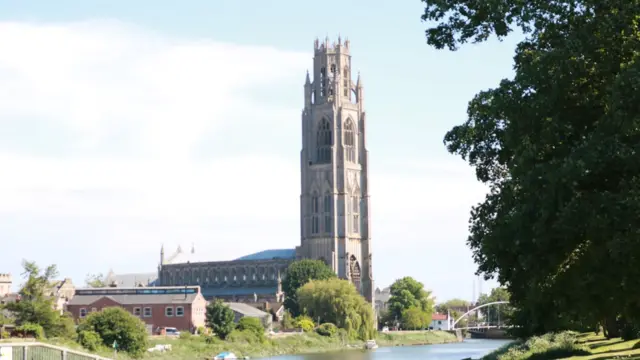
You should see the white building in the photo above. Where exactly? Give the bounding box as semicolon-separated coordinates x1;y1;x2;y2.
430;313;454;330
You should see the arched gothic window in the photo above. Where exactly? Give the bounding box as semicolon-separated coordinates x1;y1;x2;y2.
311;192;320;235
350;255;361;292
344;119;355;163
323;192;332;233
316;118;332;164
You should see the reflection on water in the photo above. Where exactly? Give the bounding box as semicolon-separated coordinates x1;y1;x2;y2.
264;339;512;360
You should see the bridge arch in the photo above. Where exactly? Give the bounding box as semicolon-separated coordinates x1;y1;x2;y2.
452;301;510;328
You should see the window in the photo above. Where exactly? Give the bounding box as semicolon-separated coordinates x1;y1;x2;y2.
320;67;326;97
176;306;184;317
165;307;174;317
323;192;332;233
343;68;350;97
316;118;332;164
351;195;359;233
79;308;87;318
133;307;141;316
144;307;152;317
311;192;320;234
91;307;98;313
344;119;355;163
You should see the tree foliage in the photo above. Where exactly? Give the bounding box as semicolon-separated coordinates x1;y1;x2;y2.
205;299;236;340
387;277;434;329
296;278;375;340
477;287;514;325
421;0;640;337
77;307;148;357
402;306;431;330
4;261;71;338
85;273;107;288
282;259;336;317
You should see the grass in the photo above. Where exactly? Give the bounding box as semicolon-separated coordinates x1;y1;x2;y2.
3;330;459;359
482;331;640;360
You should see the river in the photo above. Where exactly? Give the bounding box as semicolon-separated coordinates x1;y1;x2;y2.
263;339;512;360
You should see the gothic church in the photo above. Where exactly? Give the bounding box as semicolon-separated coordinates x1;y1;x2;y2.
150;37;374;303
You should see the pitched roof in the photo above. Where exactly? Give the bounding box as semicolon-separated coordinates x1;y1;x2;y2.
234;249;296;261
225;302;269;317
432;313;448;321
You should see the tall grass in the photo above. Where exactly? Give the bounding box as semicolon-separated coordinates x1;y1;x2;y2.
483;331;590;360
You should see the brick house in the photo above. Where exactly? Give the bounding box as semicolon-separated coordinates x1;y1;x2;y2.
66;286;207;332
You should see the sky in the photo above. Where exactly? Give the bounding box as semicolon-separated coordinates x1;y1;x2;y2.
0;0;523;301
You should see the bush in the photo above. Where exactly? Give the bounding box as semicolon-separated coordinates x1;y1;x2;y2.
0;330;9;339
236;317;264;338
50;312;76;339
226;329;262;344
316;323;338;337
179;331;192;340
76;307;148;358
294;316;315;332
16;323;44;339
196;326;207;335
485;332;589;360
78;330;103;352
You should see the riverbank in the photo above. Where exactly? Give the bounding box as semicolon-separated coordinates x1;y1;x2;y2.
481;331;640;360
35;330;459;359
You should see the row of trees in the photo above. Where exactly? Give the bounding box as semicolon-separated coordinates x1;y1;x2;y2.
420;0;640;339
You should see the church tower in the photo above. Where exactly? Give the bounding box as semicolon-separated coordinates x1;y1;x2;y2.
297;36;374;302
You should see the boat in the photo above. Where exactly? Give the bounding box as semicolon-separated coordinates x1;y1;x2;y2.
364;339;378;349
213;352;238;360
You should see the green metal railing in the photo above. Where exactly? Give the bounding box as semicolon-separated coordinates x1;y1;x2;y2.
1;342;112;360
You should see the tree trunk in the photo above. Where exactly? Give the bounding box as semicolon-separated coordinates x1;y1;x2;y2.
604;316;620;338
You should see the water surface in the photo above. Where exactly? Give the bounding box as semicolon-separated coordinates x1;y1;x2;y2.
264;338;512;360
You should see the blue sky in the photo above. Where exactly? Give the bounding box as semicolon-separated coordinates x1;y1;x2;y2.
0;0;522;301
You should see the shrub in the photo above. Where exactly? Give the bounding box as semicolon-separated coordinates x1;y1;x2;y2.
236;317;264;340
16;323;44;339
294;316;315;332
78;330;103;352
0;330;9;339
316;323;338;337
76;307;148;358
179;331;192;340
227;329;262;344
196;326;207;335
486;332;589;360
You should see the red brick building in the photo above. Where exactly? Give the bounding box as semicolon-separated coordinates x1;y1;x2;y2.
66;286;207;332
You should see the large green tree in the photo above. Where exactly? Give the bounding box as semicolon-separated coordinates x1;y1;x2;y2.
296;278;375;340
421;0;640;337
477;287;513;325
77;307;148;357
205;300;236;340
282;259;336;317
386;277;434;328
4;261;70;338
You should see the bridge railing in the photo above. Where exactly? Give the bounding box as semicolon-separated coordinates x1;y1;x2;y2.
0;342;112;360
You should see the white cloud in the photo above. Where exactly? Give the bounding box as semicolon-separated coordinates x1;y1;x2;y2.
0;20;490;299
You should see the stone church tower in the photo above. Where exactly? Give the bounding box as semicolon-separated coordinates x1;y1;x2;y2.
297;37;374;303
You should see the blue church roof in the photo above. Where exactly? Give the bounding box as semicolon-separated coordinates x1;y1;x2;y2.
234;249;296;261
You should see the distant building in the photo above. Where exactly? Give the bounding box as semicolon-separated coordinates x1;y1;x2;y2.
430;313;453;331
0;274;11;297
225;302;273;330
66;286;207;332
47;278;75;314
374;287;391;312
104;270;159;288
157;245;289;303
